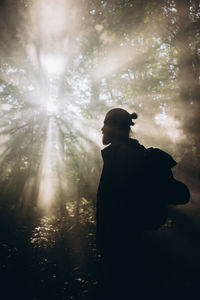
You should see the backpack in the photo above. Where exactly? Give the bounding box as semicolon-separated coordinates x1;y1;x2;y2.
140;147;190;230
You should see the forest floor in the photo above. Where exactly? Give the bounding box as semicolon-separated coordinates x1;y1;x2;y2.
1;205;200;300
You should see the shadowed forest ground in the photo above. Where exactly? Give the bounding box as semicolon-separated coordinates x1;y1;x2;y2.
1;204;200;300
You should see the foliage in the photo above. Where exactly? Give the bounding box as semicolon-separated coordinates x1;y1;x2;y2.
0;0;199;219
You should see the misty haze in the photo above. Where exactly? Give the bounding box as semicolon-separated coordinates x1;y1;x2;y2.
0;0;199;299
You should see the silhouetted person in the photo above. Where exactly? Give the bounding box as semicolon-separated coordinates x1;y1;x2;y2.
96;108;142;256
96;108;147;299
96;108;190;299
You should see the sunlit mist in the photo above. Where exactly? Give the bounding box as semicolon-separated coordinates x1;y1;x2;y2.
41;54;65;75
154;113;185;142
0;2;200;300
0;0;199;218
37;120;56;209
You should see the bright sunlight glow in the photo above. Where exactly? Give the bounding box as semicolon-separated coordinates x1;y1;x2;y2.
41;54;64;75
154;113;185;142
47;101;58;114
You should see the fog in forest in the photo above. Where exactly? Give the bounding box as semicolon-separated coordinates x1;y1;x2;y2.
0;0;199;299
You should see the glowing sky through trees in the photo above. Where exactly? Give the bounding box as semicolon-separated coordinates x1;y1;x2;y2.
0;0;199;215
0;3;200;300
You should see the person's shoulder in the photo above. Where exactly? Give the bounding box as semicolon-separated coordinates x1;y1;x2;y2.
128;138;146;150
120;138;145;152
117;139;146;160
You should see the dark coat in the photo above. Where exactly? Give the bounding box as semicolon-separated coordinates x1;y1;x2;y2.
96;138;147;255
96;138;188;256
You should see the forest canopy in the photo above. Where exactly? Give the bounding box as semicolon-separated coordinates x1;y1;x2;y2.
0;0;199;219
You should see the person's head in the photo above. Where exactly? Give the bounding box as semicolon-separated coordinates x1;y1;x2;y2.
101;108;137;145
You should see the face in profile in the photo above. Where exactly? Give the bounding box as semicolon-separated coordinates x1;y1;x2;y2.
101;123;113;145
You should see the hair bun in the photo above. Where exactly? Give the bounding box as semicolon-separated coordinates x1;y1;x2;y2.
130;112;138;119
